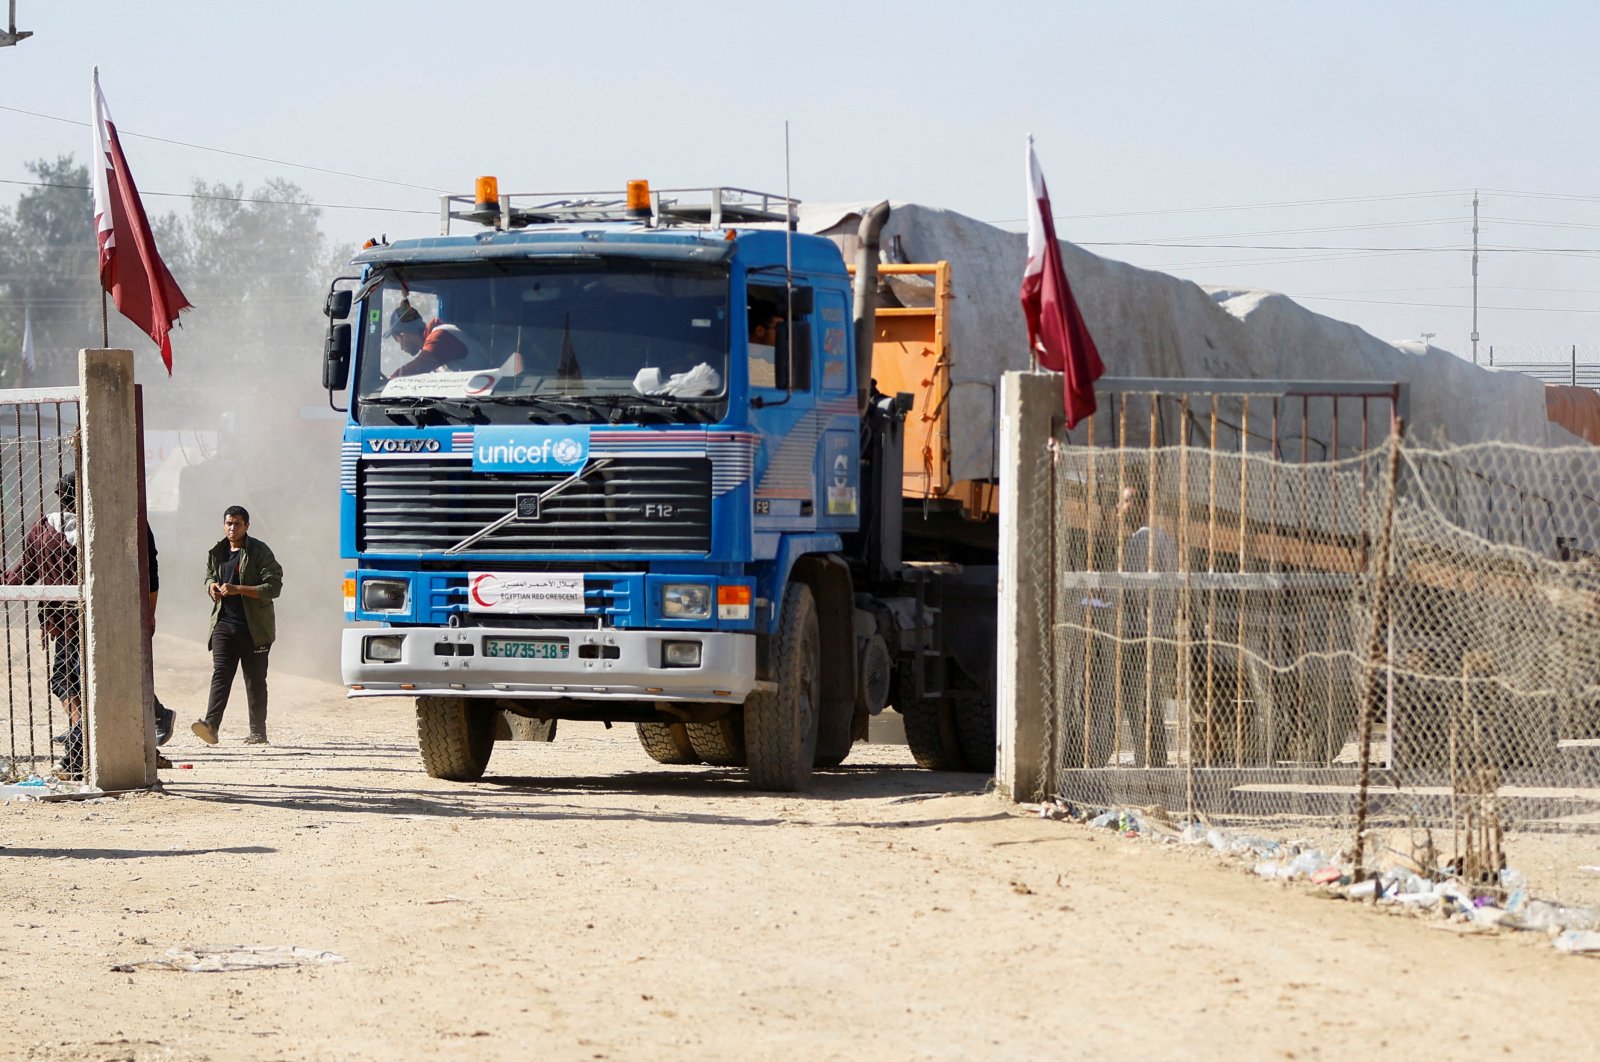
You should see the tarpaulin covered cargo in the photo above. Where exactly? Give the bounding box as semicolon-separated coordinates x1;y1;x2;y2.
801;202;1576;483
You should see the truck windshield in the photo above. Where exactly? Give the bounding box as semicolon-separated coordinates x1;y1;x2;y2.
353;261;730;423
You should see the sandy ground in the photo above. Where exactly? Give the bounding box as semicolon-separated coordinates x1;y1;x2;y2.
0;634;1596;1061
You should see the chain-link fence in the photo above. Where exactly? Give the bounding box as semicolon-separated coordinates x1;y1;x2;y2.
1025;383;1600;914
0;395;85;780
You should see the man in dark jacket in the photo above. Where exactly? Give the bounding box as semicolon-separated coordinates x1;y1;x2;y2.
2;472;84;775
191;504;283;746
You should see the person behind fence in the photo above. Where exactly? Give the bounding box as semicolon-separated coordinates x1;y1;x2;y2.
191;505;282;747
145;526;177;756
2;472;85;776
1114;483;1178;767
1072;481;1180;769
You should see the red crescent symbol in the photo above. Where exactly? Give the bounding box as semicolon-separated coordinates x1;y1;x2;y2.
470;573;498;608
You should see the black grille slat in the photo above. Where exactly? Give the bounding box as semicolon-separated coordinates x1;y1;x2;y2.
358;457;713;554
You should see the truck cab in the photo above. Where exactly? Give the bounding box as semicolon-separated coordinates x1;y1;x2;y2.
323;182;910;790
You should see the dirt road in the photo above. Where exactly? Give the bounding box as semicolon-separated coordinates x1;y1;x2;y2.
0;634;1595;1060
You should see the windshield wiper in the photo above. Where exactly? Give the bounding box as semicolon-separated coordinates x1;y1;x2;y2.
371;394;487;426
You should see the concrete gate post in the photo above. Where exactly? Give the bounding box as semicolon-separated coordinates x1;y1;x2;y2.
996;371;1056;802
78;348;154;790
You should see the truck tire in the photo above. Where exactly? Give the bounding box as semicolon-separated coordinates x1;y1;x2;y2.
897;659;967;771
951;689;996;773
746;583;820;791
686;716;746;767
636;722;700;765
902;699;967;771
416;696;495;781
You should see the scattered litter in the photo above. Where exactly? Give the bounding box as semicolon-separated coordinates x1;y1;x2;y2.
1502;900;1600;933
1391;892;1440;909
1047;804;1600;952
1553;930;1600;954
1036;798;1071;821
1205;828;1281;858
1;781;101;803
112;945;346;973
1255;849;1334;881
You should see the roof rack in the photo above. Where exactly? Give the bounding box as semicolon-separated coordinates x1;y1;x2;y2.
439;186;799;235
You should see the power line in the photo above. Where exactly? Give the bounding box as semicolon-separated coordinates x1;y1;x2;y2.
1084;240;1600;254
0;176;433;216
1100;217;1472;244
1290;293;1600;314
0;102;448;193
987;188;1473;225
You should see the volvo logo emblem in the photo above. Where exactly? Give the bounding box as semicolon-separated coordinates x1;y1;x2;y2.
515;494;541;520
367;438;441;453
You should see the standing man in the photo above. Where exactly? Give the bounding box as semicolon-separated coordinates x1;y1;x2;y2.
1114;482;1178;768
2;472;84;776
191;505;282;746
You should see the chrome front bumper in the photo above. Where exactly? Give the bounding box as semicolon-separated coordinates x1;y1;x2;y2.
341;625;757;702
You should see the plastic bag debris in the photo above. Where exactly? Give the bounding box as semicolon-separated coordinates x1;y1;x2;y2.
1206;828;1280;857
1554;930;1600;954
1504;900;1600;933
112;945;346;973
1254;848;1335;881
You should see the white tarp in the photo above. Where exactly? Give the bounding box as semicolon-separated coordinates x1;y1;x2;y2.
800;202;1571;482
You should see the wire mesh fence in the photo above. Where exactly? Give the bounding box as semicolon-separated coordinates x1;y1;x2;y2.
0;395;85;780
1030;389;1600;915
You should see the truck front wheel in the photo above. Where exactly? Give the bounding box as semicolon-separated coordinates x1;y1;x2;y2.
416;696;495;781
745;583;820;791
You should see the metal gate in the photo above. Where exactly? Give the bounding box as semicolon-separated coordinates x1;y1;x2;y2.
1031;378;1405;828
0;388;85;780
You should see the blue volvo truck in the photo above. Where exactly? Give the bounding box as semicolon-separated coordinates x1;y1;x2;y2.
321;181;997;790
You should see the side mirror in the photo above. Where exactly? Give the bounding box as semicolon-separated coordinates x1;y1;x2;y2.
786;286;814;316
325;289;353;320
323;323;352;390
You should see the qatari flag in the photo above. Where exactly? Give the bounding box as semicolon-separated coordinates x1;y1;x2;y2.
92;68;191;374
1020;136;1103;429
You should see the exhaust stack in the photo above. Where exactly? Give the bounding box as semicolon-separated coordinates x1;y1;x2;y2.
852;201;892;415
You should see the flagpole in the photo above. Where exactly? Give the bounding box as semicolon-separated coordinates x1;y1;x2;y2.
1026;133;1038;375
101;290;109;347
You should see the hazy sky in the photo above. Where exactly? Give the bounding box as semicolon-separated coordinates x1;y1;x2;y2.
5;1;1600;364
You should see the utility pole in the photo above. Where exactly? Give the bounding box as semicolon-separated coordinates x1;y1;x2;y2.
1470;190;1480;365
0;1;32;46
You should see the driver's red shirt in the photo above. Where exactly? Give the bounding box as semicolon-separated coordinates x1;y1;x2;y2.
392;319;470;377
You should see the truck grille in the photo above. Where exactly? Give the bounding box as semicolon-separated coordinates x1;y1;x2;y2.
359;457;712;554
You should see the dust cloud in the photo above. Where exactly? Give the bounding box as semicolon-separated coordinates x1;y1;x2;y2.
141;233;356;685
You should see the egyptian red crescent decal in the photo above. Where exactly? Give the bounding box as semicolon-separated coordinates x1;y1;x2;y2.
470;573;498;608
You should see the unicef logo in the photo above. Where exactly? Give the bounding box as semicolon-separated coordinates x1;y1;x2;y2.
473;426;592;473
551;438;585;465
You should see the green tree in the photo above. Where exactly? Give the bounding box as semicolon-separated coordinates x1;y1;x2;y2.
1;159;339;394
0;156;99;386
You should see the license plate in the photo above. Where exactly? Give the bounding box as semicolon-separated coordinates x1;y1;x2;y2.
482;637;570;660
